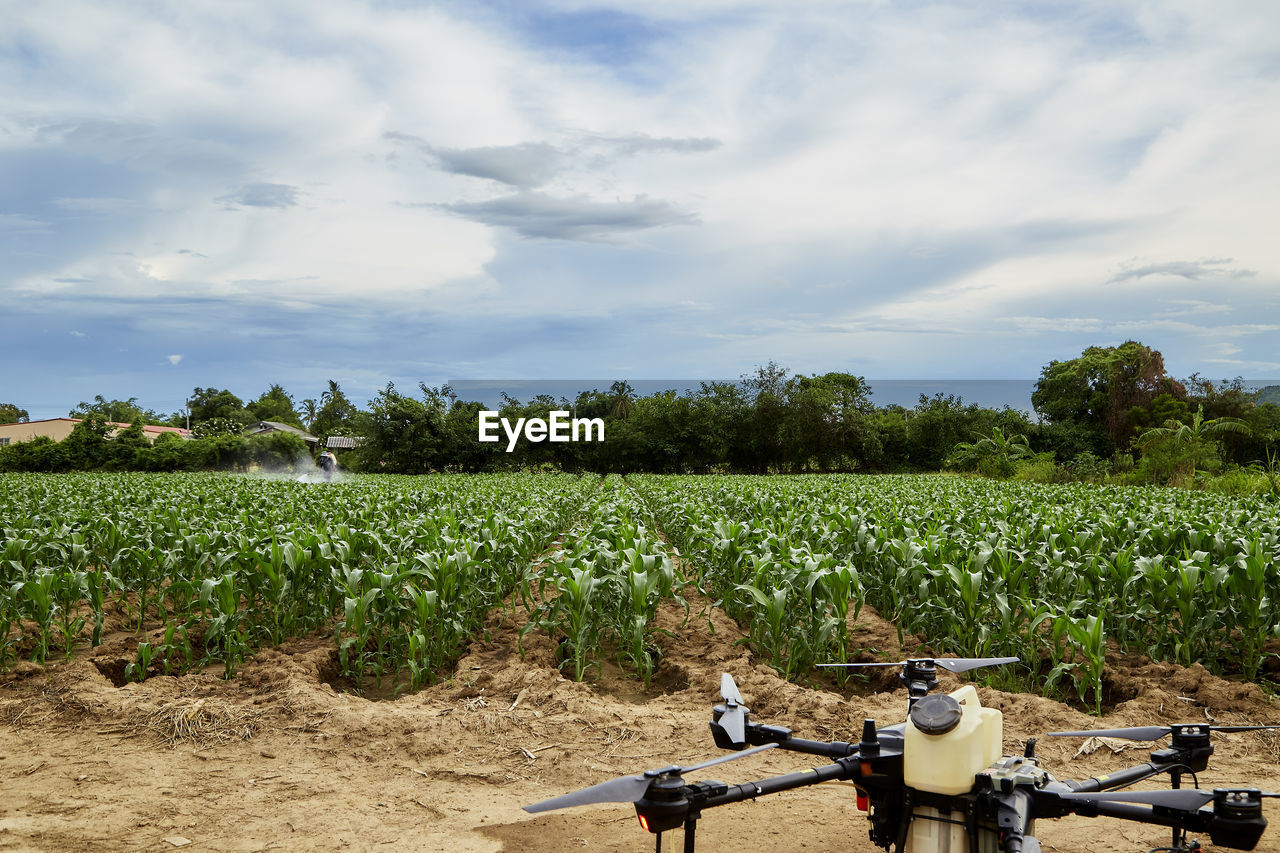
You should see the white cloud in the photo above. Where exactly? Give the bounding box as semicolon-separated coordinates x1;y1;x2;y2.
1;0;1277;383
167;354;183;365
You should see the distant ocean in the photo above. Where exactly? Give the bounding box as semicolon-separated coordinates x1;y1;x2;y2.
449;378;1280;414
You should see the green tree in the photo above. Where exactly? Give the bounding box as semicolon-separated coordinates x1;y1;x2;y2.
107;421;151;469
186;388;251;426
354;383;448;473
608;381;636;420
69;395;160;425
1135;405;1251;483
0;403;29;423
313;380;358;438
741;362;790;473
300;398;318;429
906;394;979;470
1032;341;1185;454
193;417;244;438
947;427;1031;478
246;384;303;426
781;373;876;472
59;416;112;468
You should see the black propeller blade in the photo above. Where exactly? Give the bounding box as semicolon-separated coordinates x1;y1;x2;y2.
1056;789;1216;811
1048;724;1280;742
818;656;1019;674
523;743;778;813
718;672;749;745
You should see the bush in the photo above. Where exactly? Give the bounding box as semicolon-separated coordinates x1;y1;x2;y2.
1133;437;1221;486
107;422;152;470
1201;466;1270;498
137;432;193;471
0;436;67;472
1068;451;1110;483
245;432;309;470
1014;452;1061;483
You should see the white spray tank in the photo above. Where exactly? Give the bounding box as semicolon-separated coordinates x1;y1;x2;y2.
903;684;1003;853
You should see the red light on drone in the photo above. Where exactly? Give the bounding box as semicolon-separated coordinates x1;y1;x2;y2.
638;815;650;832
856;792;869;811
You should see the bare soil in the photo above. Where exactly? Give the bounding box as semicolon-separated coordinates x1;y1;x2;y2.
2;597;1278;853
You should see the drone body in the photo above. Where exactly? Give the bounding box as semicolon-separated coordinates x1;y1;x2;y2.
525;658;1276;853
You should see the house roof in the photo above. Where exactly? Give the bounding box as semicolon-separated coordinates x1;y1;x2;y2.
244;421;318;442
0;417;192;438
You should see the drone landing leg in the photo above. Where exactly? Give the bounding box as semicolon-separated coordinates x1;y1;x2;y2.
1170;769;1184;851
683;813;698;853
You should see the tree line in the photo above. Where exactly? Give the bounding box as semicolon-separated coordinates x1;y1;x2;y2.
2;341;1278;482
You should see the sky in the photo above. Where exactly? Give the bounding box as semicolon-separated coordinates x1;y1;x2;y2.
2;0;1278;420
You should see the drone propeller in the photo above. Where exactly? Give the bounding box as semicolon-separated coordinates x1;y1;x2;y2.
523;743;779;813
717;673;749;745
1056;788;1217;811
1047;724;1280;742
818;656;1019;674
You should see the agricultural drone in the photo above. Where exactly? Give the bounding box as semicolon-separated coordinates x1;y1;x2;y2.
525;657;1278;853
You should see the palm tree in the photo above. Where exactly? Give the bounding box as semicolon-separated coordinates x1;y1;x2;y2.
1136;405;1251;481
1137;405;1251;447
300;398;317;429
608;381;636;420
948;427;1031;478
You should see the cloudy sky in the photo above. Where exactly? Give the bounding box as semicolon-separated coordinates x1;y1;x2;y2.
3;0;1278;419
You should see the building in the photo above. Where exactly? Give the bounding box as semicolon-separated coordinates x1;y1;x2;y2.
242;421;319;446
0;418;193;447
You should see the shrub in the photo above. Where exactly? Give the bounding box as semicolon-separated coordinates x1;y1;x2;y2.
1068;451;1110;483
245;432;309;470
0;436;67;472
1014;452;1061;483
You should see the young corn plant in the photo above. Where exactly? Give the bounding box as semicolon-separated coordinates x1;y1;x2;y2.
125;641;155;682
524;560;604;682
199;572;249;679
336;572;381;688
1231;538;1277;682
1047;613;1107;715
77;569;109;648
17;570;58;664
53;569;87;660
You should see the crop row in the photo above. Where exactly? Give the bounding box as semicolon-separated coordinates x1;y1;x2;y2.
632;475;1280;711
0;472;589;687
520;474;684;684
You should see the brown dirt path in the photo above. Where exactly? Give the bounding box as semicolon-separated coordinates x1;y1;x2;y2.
3;592;1279;853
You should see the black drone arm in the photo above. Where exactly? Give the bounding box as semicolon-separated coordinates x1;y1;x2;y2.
700;757;862;808
633;756;862;834
1024;784;1269;850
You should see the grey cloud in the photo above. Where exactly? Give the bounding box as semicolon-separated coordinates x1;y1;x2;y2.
386;131;722;189
34;118;155;149
217;183;300;209
438;192;697;241
591;134;723;156
1110;258;1256;283
431;142;566;188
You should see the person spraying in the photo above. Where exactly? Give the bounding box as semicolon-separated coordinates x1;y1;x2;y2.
317;449;337;481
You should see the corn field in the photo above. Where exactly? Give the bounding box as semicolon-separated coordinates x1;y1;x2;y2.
631;475;1280;711
0;472;587;688
1;472;1277;711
